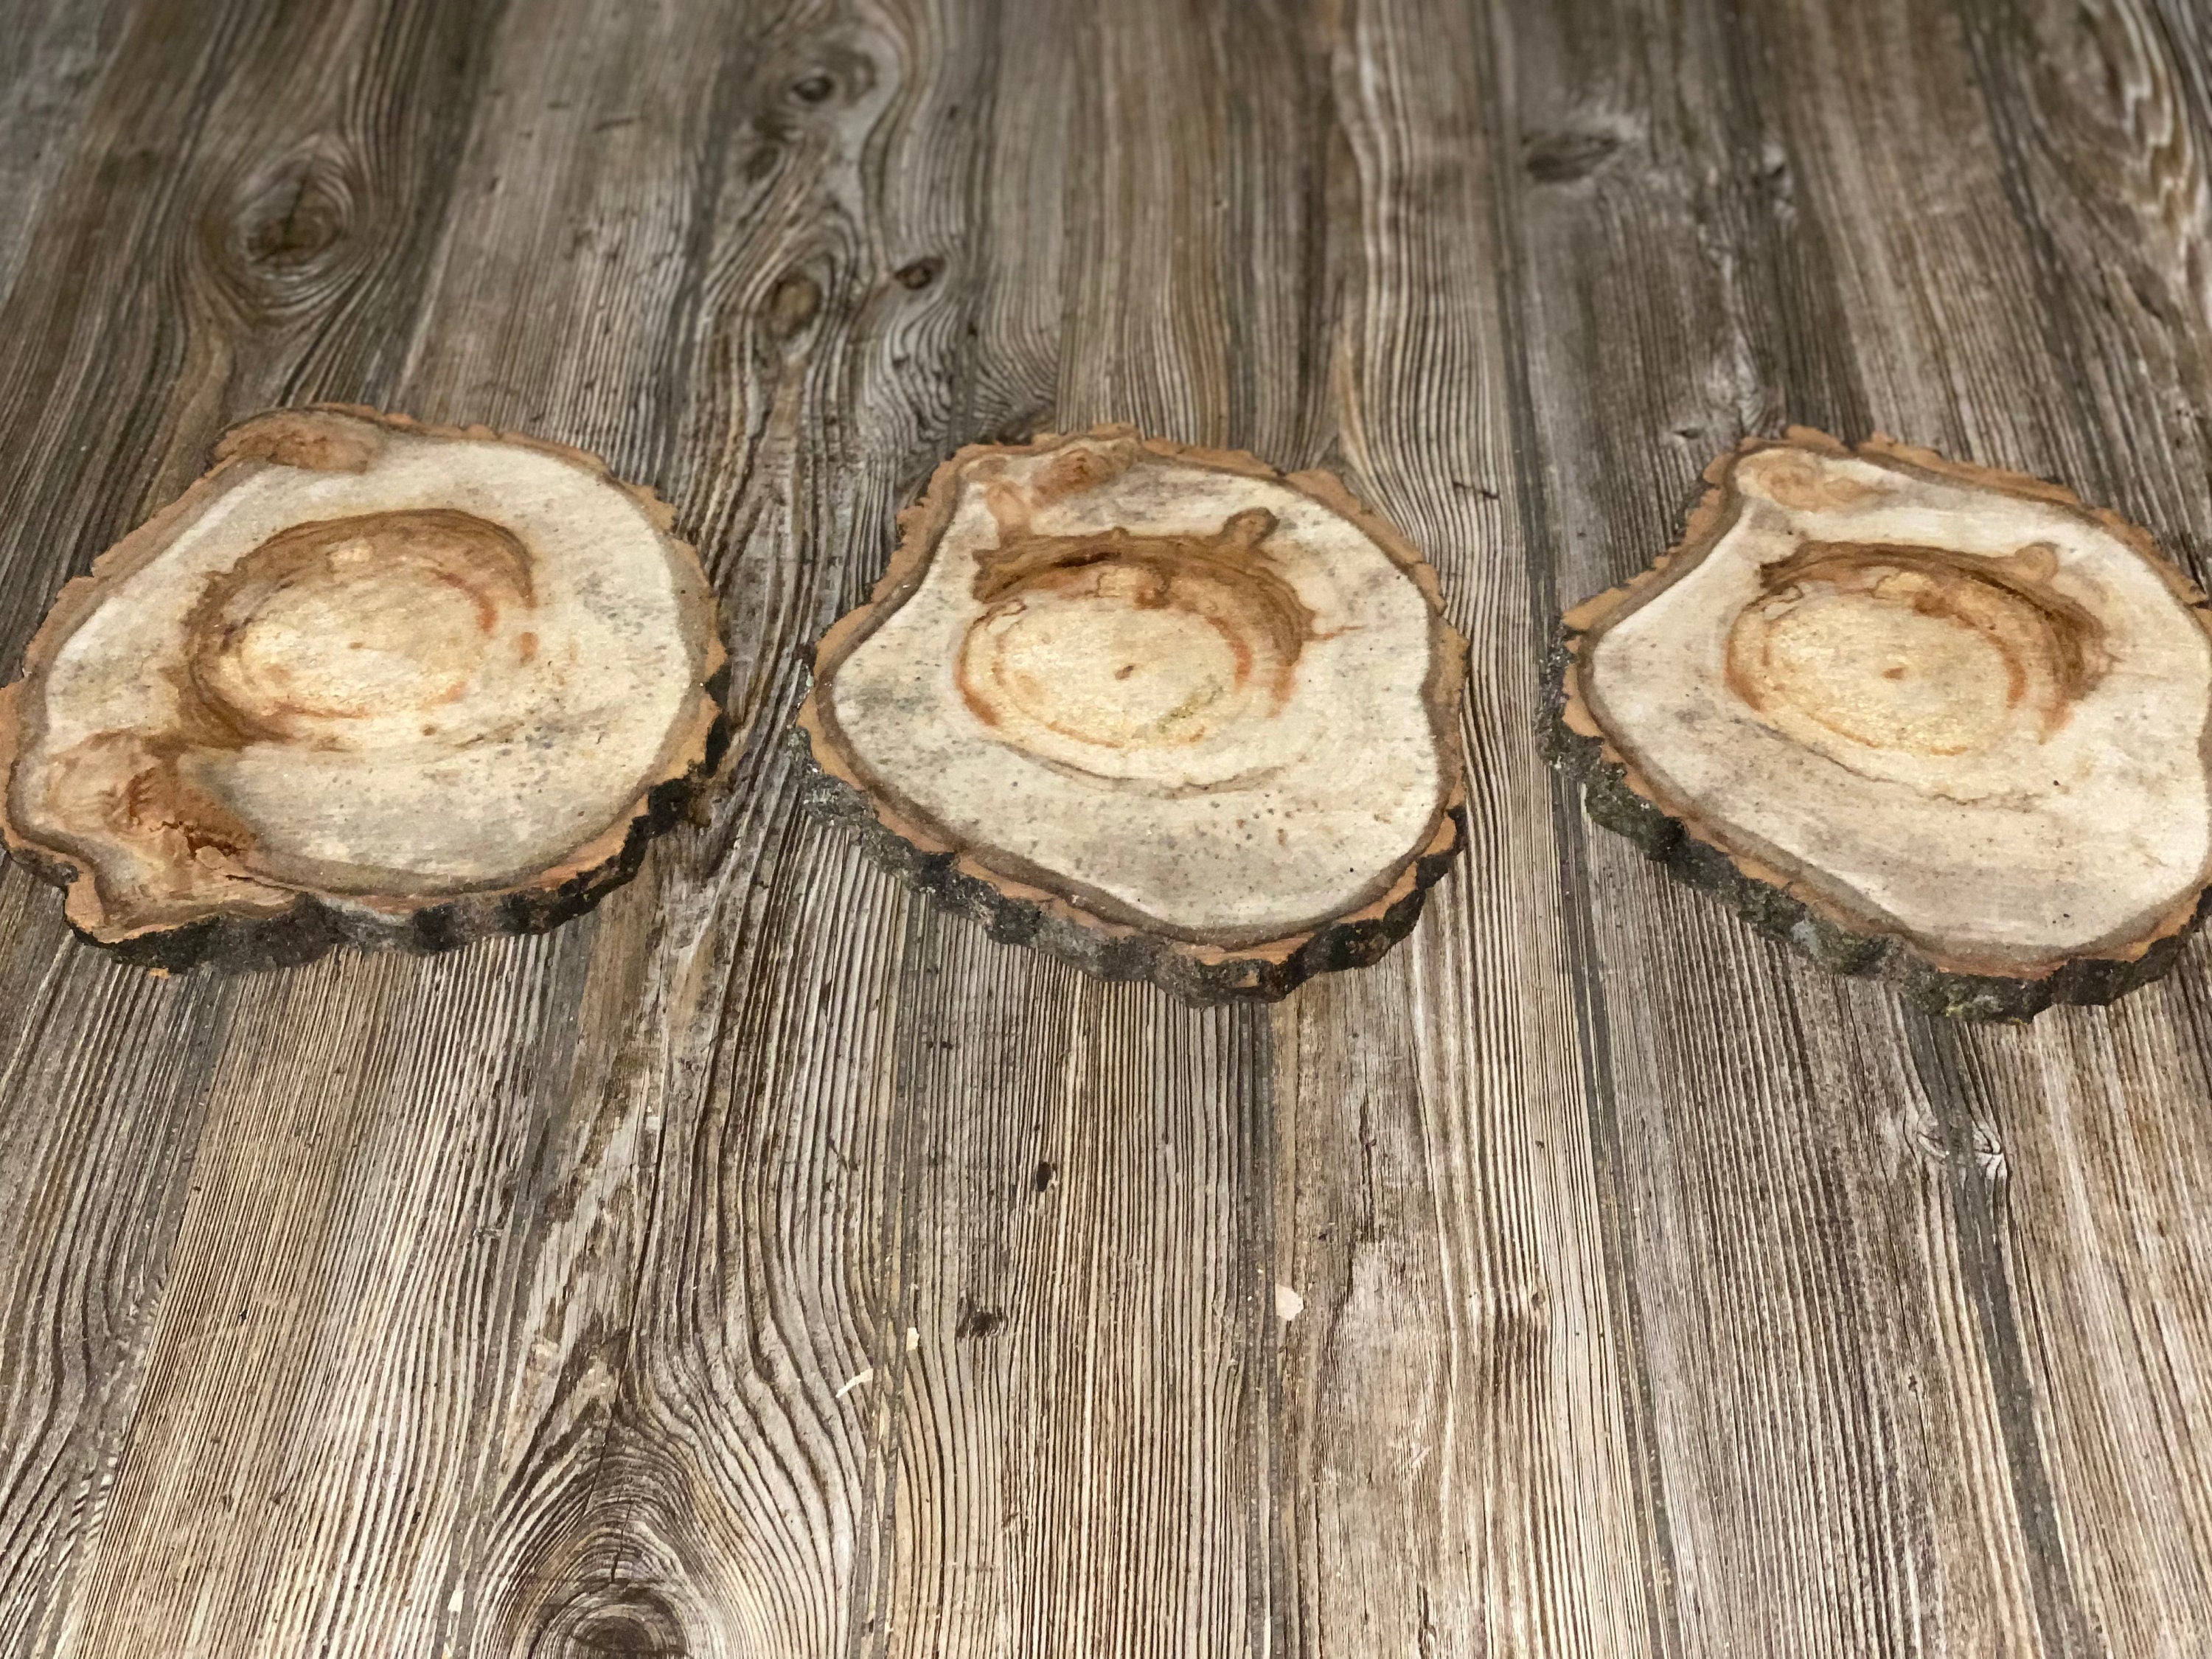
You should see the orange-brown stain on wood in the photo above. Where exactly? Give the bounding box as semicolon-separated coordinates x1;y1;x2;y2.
1725;539;2110;753
957;501;1315;756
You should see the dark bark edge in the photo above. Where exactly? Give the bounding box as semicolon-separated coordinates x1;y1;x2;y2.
1;404;729;972
14;676;730;975
798;732;1464;1004
1543;639;2209;1020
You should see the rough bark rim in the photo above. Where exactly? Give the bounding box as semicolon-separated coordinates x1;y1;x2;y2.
0;404;728;970
1552;425;2212;1017
799;424;1470;999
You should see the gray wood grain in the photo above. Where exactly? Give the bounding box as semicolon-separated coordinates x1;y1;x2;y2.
1;1;2209;1655
0;0;128;303
1270;4;1666;1656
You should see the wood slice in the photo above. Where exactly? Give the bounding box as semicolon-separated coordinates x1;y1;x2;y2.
799;426;1469;1000
1551;427;2212;1018
0;406;726;969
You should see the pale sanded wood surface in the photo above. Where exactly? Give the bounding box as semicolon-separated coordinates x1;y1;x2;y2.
0;1;2208;1656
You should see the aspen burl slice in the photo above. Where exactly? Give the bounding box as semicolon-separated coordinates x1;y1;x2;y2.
0;406;725;969
1551;427;2212;1018
799;426;1469;999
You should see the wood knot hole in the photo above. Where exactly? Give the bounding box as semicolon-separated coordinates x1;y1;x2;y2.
1522;128;1620;184
242;163;349;267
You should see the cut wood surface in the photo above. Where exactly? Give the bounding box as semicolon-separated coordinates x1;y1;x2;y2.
1554;428;2212;1017
1;1;2210;1658
801;425;1468;998
0;406;726;967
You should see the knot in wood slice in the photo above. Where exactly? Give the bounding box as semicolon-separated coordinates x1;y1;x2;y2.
799;426;1470;1001
1552;427;2212;1018
0;406;726;968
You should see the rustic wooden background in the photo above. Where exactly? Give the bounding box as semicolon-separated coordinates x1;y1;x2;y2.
1;0;2209;1654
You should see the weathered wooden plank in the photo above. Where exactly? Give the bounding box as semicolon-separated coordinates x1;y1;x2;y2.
880;928;1276;1658
0;2;511;1652
1263;1;1667;1655
1957;0;2212;553
1921;1007;2212;1658
42;2;936;1655
1495;0;2070;1652
0;937;237;1657
0;0;129;303
1728;1;2212;1652
4;1;2212;1655
58;943;599;1657
415;4;972;1654
1887;0;2212;1647
872;1;1291;1650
